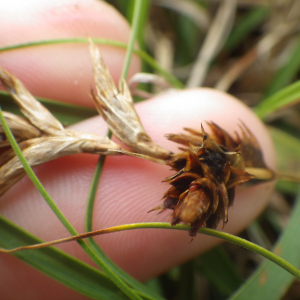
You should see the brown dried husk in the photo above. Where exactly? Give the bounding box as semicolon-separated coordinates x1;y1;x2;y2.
149;122;271;237
88;39;171;160
0;39;170;196
0;64;165;196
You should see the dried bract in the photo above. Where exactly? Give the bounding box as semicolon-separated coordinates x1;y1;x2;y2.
0;55;169;196
0;67;128;196
149;122;270;237
0;67;64;136
89;39;171;160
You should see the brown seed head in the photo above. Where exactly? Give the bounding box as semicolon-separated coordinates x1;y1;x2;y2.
149;122;266;237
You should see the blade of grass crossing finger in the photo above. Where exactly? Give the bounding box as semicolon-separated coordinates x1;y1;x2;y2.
0;216;128;300
84;138;165;300
85;2;164;300
0;106;78;235
254;80;300;119
264;36;300;97
0;38;183;88
77;222;300;281
229;190;300;300
2;219;300;291
0;107;143;300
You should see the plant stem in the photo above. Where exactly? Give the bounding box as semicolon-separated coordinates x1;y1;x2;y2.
121;0;144;79
0;38;183;89
0;107;142;300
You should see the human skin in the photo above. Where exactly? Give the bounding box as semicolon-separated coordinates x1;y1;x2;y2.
0;1;276;299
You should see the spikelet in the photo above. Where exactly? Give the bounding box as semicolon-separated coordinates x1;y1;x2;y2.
149;122;271;237
88;39;171;160
0;41;170;196
0;66;139;196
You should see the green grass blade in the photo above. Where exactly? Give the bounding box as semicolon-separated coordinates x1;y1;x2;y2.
0;91;97;125
0;106;78;234
0;216;128;300
86;238;165;300
264;36;300;97
195;246;244;297
130;0;149;50
225;6;269;52
121;0;144;79
0;107;142;300
179;260;195;300
84;154;164;300
247;220;272;250
73;222;300;281
229;190;300;300
84;1;165;298
269;126;300;194
0;38;183;89
254;80;300;119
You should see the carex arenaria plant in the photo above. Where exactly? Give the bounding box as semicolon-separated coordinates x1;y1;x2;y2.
0;40;273;238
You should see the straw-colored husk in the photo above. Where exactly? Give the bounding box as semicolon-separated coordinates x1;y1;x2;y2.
89;39;171;160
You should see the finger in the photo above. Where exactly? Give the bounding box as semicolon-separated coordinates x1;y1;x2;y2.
0;0;140;107
0;88;276;299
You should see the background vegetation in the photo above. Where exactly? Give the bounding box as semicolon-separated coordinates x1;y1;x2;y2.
1;0;300;299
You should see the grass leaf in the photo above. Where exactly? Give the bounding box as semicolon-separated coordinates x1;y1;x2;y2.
0;38;183;89
255;80;300;119
0;215;128;300
229;189;300;300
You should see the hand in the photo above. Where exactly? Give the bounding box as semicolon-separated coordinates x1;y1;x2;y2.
0;1;276;299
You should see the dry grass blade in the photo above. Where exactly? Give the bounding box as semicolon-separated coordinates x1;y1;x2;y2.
128;73;172;99
186;0;237;88
89;39;171;159
0;61;170;196
128;73;172;89
0;65;136;196
0;133;126;197
0;67;64;136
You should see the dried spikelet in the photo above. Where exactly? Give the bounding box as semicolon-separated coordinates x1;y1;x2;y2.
0;55;170;196
88;39;171;160
0;67;64;136
0;67;133;195
149;122;271;238
0;133;128;196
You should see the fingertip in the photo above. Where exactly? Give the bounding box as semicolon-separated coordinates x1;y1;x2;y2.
0;0;140;106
